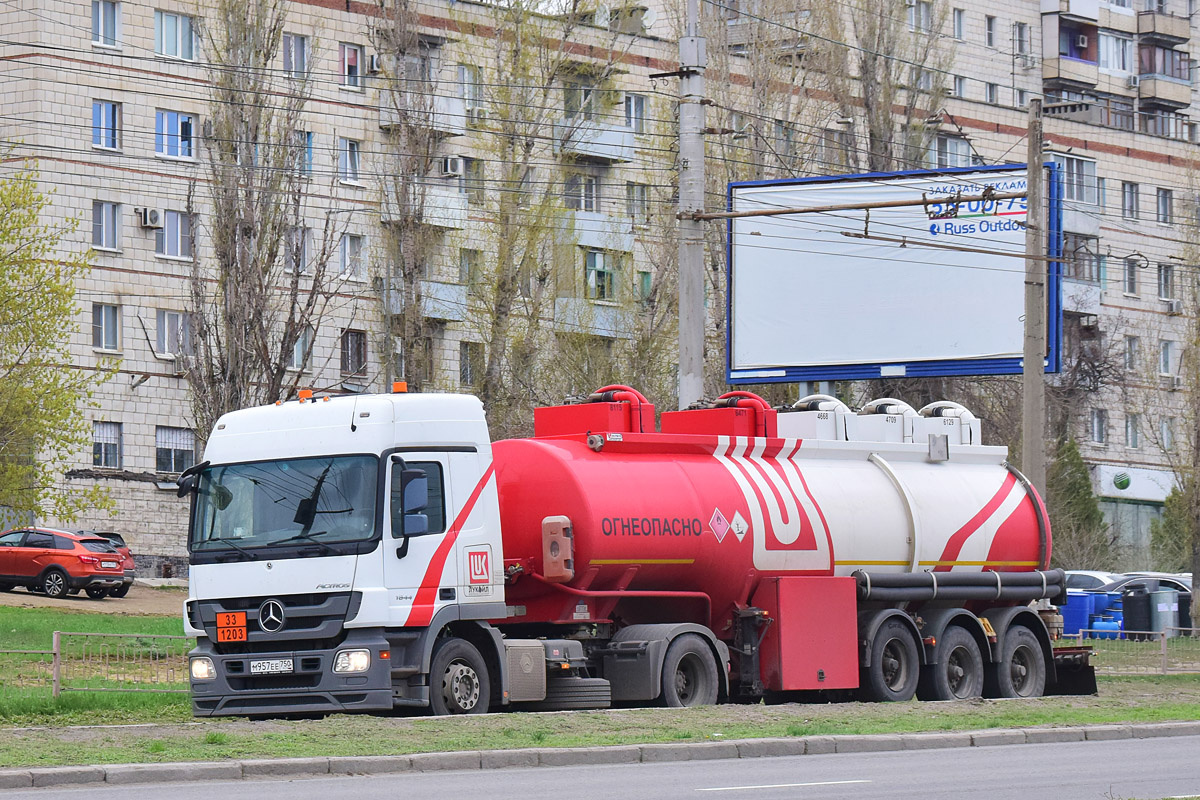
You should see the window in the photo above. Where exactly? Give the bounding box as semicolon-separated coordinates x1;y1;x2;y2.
155;110;193;158
293;130;313;176
953;8;965;39
1121;182;1139;218
339;138;361;182
1158;263;1175;299
459;340;484;386
820;128;851;169
564;81;598;120
93;421;121;468
92;303;118;350
1123;257;1139;294
154;10;195;60
909;67;934;92
1063;232;1100;282
92;201;119;250
459;64;483;111
1140;45;1190;80
92;0;119;46
463;158;485;204
985;83;999;104
285;226;310;273
92;101;120;150
932;135;971;168
459;248;482;287
1124;335;1139;371
584;249;616;301
1051;154;1098;204
341;329;367;375
156;426;195;473
1089;409;1108;444
1014;22;1030;55
155;210;192;258
290;325;313;370
1098;32;1134;72
155;308;191;356
1125;413;1140;448
624;93;646;134
1159;339;1174;374
1157;188;1173;223
626;182;649;224
985;16;996;47
908;0;932;32
952;76;967;98
636;270;652;303
340;43;362;87
1161;418;1175;451
773;119;796;158
565;174;600;212
283;33;307;77
340;233;364;279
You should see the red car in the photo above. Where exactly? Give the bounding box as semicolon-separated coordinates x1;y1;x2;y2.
78;530;136;598
0;527;127;599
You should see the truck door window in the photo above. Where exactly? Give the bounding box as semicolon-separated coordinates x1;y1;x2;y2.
392;461;446;536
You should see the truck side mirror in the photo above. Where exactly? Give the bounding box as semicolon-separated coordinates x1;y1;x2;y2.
394;465;429;556
401;469;428;512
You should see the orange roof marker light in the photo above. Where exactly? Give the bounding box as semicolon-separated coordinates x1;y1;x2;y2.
392;382;408;393
298;389;314;403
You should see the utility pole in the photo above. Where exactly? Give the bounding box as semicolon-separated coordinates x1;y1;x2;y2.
1022;98;1046;491
677;0;706;410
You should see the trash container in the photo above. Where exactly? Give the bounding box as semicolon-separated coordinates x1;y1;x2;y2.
1123;586;1152;641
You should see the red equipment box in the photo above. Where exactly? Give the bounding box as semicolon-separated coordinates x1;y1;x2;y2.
534;401;656;437
751;576;859;691
659;407;778;438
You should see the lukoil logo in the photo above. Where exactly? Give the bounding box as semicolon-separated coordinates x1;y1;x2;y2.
468;550;490;584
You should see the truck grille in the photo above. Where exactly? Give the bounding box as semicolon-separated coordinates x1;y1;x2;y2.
193;592;361;654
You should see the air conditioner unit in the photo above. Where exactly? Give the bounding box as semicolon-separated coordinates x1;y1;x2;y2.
136;207;163;229
1166;298;1183;314
1020;55;1036;69
1161;373;1184;390
1127;74;1141;88
468;107;488;124
1076;34;1088;48
441;156;464;177
1079;314;1099;329
904;0;916;6
367;54;382;74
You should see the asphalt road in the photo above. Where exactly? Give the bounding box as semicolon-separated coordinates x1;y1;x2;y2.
10;737;1200;800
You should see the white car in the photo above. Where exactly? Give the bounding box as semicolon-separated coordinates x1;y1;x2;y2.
1065;570;1124;591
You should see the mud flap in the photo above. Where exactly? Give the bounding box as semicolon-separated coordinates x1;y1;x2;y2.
1048;647;1097;695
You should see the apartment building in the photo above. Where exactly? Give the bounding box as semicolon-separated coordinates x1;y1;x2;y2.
0;0;1194;568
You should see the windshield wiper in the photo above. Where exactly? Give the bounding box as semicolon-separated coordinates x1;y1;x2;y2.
275;531;337;554
204;537;258;560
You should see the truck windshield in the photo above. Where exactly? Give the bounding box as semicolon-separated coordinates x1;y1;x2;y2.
190;455;378;552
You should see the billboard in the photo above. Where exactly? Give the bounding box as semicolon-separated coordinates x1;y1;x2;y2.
727;165;1061;384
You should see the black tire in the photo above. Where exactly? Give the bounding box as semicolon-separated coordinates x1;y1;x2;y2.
917;626;985;701
661;634;720;707
85;585;109;600
860;618;920;702
994;625;1046;699
527;677;611;711
40;568;69;599
429;638;490;715
109;583;131;598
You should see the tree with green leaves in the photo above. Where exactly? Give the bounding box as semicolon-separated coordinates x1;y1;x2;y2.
0;164;109;520
1045;437;1116;570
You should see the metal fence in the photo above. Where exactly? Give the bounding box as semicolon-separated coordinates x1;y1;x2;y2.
1065;628;1200;675
0;632;192;696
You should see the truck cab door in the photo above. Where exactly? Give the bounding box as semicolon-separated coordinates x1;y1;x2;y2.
383;455;455;626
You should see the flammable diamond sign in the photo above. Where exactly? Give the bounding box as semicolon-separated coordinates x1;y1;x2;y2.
727;165;1059;383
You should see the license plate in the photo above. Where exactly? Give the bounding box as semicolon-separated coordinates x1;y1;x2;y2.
101;561;117;569
250;658;294;675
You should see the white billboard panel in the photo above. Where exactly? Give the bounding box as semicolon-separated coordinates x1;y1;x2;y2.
728;166;1048;382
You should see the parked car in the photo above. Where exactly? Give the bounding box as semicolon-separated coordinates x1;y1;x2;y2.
0;527;126;599
1099;574;1193;629
1065;570;1123;590
77;530;135;597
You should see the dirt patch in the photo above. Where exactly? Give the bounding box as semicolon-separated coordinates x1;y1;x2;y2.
0;584;186;617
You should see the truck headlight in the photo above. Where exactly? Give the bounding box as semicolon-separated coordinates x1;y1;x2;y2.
333;649;371;673
191;657;216;681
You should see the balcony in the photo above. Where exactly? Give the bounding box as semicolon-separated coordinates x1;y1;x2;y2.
1062;278;1102;316
380;92;467;138
381;181;468;229
1138;10;1190;45
1043;57;1099;86
1139;74;1192;107
555;117;635;163
554;297;634;339
385;280;468;321
1041;0;1099;23
571;210;634;252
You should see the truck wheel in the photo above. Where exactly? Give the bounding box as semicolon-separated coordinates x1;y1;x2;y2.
994;626;1045;699
661;634;719;707
430;638;490;715
917;626;984;701
40;568;68;599
85;586;109;600
861;618;919;702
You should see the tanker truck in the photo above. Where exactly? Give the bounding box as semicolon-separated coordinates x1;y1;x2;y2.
180;384;1093;717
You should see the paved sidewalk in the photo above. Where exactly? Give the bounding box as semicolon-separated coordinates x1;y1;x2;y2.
2;722;1199;789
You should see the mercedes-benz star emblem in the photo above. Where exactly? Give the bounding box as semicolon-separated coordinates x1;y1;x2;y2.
258;599;286;633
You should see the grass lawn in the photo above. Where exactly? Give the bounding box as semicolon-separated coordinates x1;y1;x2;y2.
0;606;183;651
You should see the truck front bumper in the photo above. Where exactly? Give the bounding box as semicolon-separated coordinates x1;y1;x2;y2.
189;629;394;717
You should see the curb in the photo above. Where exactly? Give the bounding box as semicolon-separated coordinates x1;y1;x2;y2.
3;722;1199;788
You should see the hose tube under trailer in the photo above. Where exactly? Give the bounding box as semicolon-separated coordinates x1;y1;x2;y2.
853;568;1066;603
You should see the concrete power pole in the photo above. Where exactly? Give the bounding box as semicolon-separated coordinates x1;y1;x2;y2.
677;0;706;410
1022;98;1047;491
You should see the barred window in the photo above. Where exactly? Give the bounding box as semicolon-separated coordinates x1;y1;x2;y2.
156;426;195;473
93;421;121;468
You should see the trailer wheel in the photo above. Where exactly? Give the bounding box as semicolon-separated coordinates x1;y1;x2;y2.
430;637;491;715
661;634;719;707
917;626;984;701
861;618;919;702
994;626;1045;699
